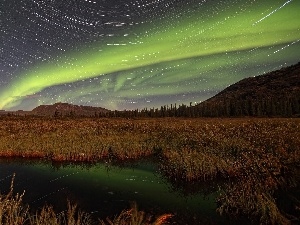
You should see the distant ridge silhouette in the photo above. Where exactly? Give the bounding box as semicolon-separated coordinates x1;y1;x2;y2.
31;102;110;117
193;62;300;117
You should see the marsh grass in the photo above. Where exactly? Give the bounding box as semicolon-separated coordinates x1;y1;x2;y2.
0;117;299;224
0;175;171;225
0;174;28;225
100;202;172;225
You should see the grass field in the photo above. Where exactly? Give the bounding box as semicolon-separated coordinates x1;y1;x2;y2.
0;116;299;224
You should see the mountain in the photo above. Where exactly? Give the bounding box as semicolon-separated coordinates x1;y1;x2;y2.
192;62;300;117
2;63;299;118
31;102;110;117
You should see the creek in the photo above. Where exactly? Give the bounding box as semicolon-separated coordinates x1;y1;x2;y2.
0;158;227;224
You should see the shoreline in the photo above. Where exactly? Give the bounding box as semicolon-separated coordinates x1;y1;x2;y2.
0;117;299;224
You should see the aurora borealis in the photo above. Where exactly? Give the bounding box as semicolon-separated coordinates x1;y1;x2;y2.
1;0;300;111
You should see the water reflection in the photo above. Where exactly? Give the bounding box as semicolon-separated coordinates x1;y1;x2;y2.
0;158;224;224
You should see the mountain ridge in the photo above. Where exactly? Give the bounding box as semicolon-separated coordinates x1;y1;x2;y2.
31;102;110;117
193;62;300;117
1;62;299;118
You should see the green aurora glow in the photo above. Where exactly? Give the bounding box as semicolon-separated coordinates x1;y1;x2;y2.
1;0;300;110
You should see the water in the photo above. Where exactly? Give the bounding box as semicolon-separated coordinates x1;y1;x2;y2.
0;158;225;224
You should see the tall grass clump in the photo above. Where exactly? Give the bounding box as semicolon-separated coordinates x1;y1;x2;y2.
0;175;172;225
100;202;172;225
0;174;28;225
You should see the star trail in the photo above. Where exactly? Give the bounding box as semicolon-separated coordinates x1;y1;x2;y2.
1;0;300;110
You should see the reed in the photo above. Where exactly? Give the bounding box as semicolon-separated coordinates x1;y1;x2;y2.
0;174;28;225
100;202;172;225
0;176;171;225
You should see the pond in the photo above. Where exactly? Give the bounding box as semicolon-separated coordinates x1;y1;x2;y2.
0;158;228;224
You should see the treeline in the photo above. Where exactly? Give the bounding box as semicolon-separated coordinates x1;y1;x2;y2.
94;63;300;118
93;94;300;118
104;103;191;118
192;95;300;117
2;62;300;119
5;95;300;119
6;93;300;118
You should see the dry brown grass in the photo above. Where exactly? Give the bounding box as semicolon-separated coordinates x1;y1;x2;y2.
100;202;172;225
0;116;299;224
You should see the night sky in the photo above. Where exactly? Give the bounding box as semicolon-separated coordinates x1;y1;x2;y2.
1;0;299;111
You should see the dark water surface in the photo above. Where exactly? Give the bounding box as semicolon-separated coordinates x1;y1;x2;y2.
0;158;227;224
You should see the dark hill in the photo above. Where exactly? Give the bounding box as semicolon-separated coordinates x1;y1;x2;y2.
31;102;110;117
192;62;300;117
